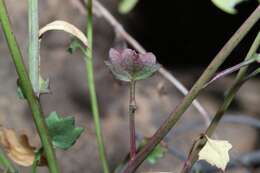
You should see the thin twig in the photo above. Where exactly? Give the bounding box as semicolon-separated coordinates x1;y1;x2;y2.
70;0;211;127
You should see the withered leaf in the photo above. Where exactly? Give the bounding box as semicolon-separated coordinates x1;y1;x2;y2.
0;128;35;167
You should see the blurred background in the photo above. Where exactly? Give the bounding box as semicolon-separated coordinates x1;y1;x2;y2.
0;0;260;172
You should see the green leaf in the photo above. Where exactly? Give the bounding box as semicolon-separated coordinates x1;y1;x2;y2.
118;0;139;14
39;76;50;94
68;38;83;54
16;79;26;100
16;86;26;100
198;136;232;171
211;0;247;14
146;144;167;165
255;53;260;63
45;112;84;150
139;138;167;165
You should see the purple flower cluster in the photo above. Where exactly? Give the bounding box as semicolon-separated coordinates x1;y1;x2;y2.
105;48;160;82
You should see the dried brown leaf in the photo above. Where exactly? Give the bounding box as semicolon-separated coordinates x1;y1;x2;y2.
0;128;35;167
39;20;88;47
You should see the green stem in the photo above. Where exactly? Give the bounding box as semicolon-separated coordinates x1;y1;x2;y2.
85;0;110;173
28;0;40;95
0;1;59;173
31;158;37;173
122;5;260;173
0;148;18;173
181;31;260;173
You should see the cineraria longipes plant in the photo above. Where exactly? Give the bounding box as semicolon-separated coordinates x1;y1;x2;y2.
0;0;260;173
106;48;160;159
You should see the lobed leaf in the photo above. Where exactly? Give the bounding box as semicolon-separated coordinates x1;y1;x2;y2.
198;136;232;171
45;112;84;150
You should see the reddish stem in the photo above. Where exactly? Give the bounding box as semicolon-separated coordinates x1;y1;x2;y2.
129;81;137;160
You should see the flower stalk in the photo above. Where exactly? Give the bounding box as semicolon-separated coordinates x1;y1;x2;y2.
129;81;137;160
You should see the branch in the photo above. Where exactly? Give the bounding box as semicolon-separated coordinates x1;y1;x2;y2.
181;31;260;173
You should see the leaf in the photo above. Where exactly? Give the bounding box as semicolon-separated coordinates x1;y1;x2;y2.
45;112;84;150
211;0;247;14
39;76;50;94
198;136;232;171
16;87;25;100
16;79;26;100
146;143;167;165
0;128;35;167
68;38;86;55
39;20;88;47
255;53;260;63
118;0;139;14
139;138;167;165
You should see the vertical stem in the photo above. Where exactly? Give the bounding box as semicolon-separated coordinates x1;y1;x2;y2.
85;0;110;173
28;0;40;94
0;148;17;173
0;1;59;173
129;81;137;160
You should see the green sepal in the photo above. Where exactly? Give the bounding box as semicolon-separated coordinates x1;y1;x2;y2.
105;61;131;82
133;64;160;81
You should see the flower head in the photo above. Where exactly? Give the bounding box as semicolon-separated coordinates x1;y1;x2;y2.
105;48;160;82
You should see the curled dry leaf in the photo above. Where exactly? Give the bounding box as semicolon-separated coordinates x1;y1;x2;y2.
39;20;88;47
0;128;35;167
